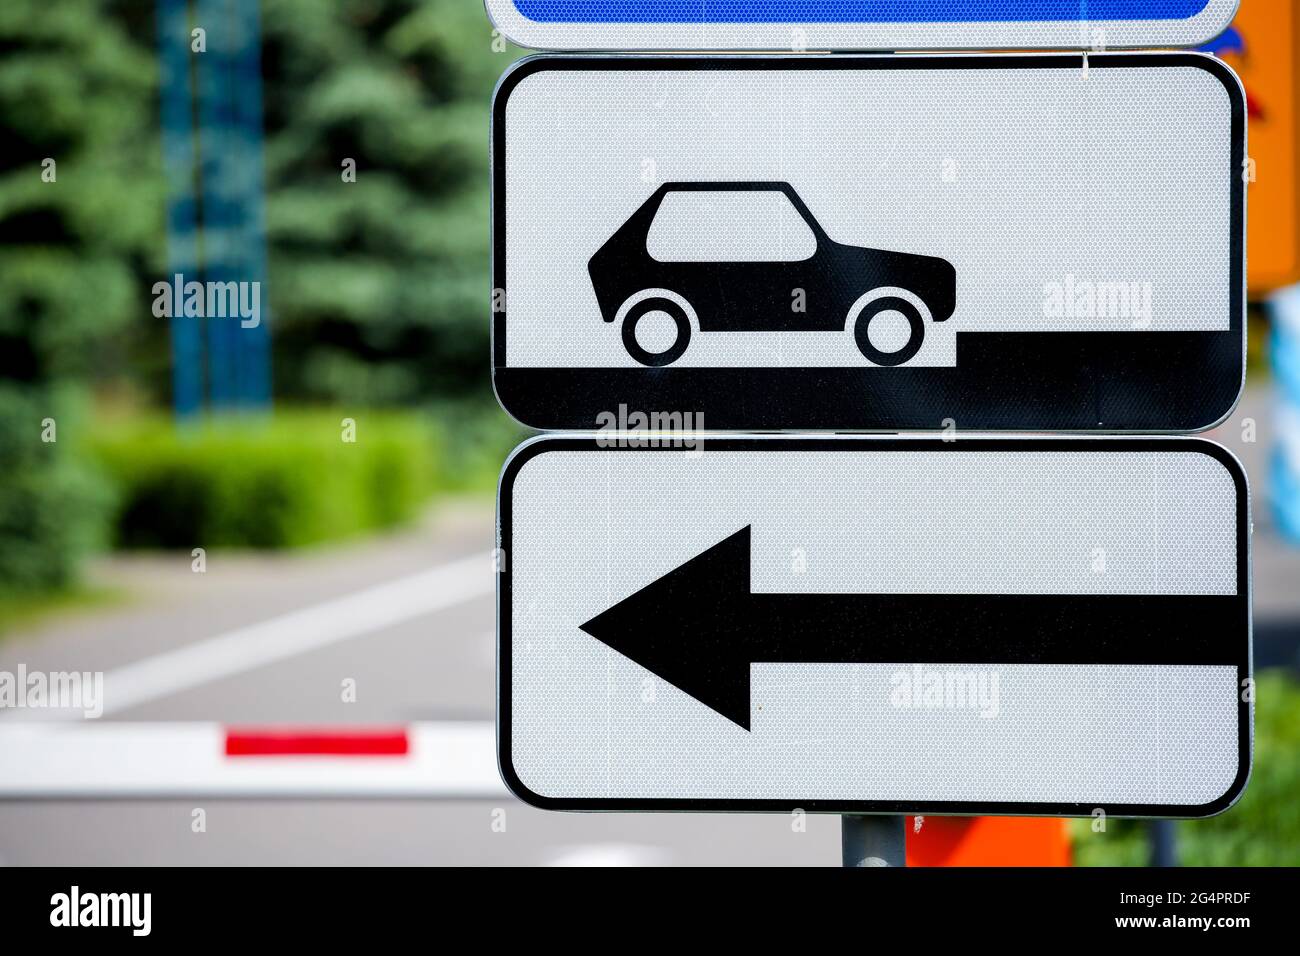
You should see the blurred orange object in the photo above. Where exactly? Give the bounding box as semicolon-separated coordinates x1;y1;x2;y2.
1216;0;1300;296
905;816;1071;867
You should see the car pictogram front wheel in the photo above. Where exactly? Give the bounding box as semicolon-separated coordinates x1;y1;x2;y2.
621;296;692;367
851;295;926;367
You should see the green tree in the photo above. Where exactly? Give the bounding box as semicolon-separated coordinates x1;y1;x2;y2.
0;0;162;592
0;0;522;592
261;0;521;404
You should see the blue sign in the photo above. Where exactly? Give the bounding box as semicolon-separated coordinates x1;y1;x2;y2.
509;1;1209;24
486;0;1235;49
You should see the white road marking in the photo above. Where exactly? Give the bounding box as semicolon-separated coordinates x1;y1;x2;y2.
0;721;506;797
545;844;672;867
2;551;494;721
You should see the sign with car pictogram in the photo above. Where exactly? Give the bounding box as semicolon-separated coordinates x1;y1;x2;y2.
492;54;1245;432
497;435;1251;815
590;181;957;368
484;0;1238;52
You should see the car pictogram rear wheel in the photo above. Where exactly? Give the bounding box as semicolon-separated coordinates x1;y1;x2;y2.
621;296;692;367
851;295;925;366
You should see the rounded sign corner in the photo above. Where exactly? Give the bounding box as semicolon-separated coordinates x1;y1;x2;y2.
1184;0;1244;51
489;368;545;433
1183;435;1251;498
489;52;550;115
496;432;558;500
483;1;534;52
1183;746;1253;820
1179;48;1249;116
1186;371;1247;436
496;738;567;812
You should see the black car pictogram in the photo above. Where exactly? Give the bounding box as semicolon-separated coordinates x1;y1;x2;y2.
588;181;957;367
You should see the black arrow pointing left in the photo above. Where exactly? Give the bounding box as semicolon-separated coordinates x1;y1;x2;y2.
578;526;1240;730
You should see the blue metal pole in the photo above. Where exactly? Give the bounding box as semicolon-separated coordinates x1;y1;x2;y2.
232;0;272;409
1148;820;1179;867
157;0;203;418
194;0;235;410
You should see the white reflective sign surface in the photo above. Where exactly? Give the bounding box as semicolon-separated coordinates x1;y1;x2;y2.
497;436;1251;816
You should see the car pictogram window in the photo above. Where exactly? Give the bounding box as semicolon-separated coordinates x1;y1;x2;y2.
645;189;817;263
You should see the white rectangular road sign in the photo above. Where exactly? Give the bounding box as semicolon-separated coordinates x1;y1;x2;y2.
492;53;1245;432
484;0;1239;52
497;437;1251;816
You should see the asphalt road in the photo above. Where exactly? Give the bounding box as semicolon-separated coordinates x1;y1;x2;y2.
0;484;838;864
0;386;1296;865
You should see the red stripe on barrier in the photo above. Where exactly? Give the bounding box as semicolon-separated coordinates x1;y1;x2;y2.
224;728;410;757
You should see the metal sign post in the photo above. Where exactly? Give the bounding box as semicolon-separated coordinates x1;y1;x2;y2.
843;815;907;868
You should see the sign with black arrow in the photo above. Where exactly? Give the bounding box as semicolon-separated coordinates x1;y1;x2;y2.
498;436;1251;816
579;525;1241;733
492;54;1246;431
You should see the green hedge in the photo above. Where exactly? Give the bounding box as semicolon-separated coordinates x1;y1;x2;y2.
0;385;114;594
89;411;439;550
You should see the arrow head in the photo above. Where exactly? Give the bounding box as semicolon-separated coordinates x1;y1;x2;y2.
579;526;756;730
